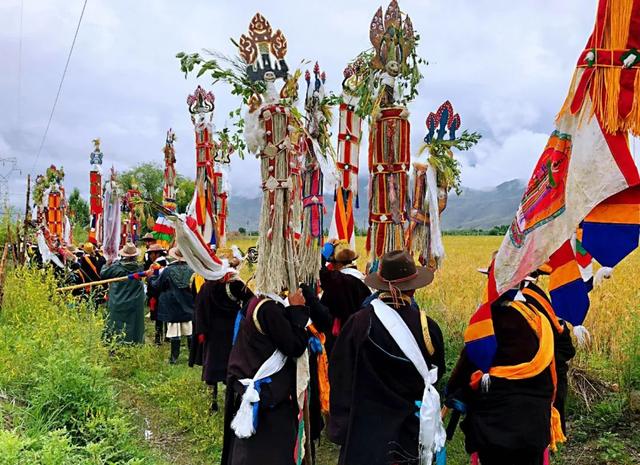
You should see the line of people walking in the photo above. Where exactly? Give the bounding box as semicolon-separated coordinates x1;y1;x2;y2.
81;235;574;465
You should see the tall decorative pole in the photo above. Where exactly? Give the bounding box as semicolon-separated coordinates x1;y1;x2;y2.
238;13;301;293
406;101;479;269
328;62;364;248
153;129;178;248
299;62;331;284
121;185;141;244
34;165;69;245
364;1;415;269
88;139;104;245
102;168;121;263
187;86;224;248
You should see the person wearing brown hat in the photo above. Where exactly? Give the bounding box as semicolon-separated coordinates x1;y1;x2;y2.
328;250;446;465
100;243;145;344
141;232;157;246
149;247;195;364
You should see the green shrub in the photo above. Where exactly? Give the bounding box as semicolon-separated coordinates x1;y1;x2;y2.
27;347;116;438
0;267;166;465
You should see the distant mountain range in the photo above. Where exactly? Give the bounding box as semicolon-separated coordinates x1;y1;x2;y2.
227;178;525;232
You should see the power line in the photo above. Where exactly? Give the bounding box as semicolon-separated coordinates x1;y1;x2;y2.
17;0;24;131
31;0;89;174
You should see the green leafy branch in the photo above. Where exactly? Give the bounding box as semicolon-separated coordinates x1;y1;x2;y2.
418;131;482;195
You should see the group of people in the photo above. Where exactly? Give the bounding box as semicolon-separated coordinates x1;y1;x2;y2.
54;232;574;465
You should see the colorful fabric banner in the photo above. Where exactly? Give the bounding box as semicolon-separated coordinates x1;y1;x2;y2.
548;240;591;326
329;99;362;248
581;186;640;268
465;0;640;371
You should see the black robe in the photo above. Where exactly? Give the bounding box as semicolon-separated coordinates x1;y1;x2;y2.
524;282;576;433
319;265;371;353
301;283;334;443
190;279;254;384
446;297;554;459
222;297;310;465
328;298;445;465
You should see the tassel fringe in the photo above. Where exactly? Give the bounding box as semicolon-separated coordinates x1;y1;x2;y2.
557;0;640;136
573;325;591;346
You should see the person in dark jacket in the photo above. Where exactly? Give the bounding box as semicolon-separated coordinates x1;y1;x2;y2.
144;244;168;345
447;269;556;465
80;242;107;305
221;288;310;465
148;247;195;364
101;243;145;344
191;260;254;411
319;240;371;352
329;250;446;465
301;282;335;461
523;278;576;434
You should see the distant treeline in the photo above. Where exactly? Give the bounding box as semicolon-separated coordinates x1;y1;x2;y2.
236;225;511;237
444;225;510;236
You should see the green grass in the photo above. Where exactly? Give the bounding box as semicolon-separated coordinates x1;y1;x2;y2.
0;267;168;465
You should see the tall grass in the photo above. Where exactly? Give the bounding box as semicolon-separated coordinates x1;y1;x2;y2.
0;267;167;464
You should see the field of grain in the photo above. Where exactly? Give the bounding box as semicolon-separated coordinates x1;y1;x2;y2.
231;234;640;370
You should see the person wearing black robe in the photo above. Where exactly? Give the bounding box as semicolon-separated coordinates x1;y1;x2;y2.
222;289;310;465
191;276;254;411
144;244;168;345
523;280;576;434
328;251;445;465
318;241;371;353
300;283;334;461
446;289;555;465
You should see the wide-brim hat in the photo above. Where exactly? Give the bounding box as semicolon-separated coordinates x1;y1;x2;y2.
168;247;185;261
364;250;434;291
331;241;358;264
141;233;156;242
147;244;166;254
119;242;139;258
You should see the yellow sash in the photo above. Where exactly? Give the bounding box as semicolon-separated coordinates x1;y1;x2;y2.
470;301;565;450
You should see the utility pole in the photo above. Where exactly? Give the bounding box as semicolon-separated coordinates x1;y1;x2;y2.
22;174;30;263
0;157;21;216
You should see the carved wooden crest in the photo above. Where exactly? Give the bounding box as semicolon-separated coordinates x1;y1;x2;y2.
369;0;415;71
238;13;289;82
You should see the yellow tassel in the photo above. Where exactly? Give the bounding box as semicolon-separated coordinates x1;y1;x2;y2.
549;406;567;452
558;0;638;134
557;69;580;121
627;68;640;136
604;67;622;133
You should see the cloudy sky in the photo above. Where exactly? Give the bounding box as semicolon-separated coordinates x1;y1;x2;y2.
0;0;602;207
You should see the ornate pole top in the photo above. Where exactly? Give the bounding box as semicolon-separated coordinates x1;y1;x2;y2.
90;138;103;167
187;86;215;115
238;13;289;83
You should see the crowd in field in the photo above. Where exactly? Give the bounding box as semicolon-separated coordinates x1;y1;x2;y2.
29;234;573;465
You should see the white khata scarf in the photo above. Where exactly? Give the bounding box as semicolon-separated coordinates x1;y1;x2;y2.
371;299;446;464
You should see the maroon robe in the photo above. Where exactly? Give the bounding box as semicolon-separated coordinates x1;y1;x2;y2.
222;297;310;465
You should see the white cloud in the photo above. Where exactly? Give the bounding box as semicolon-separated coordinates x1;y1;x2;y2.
0;0;601;207
460;129;550;188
